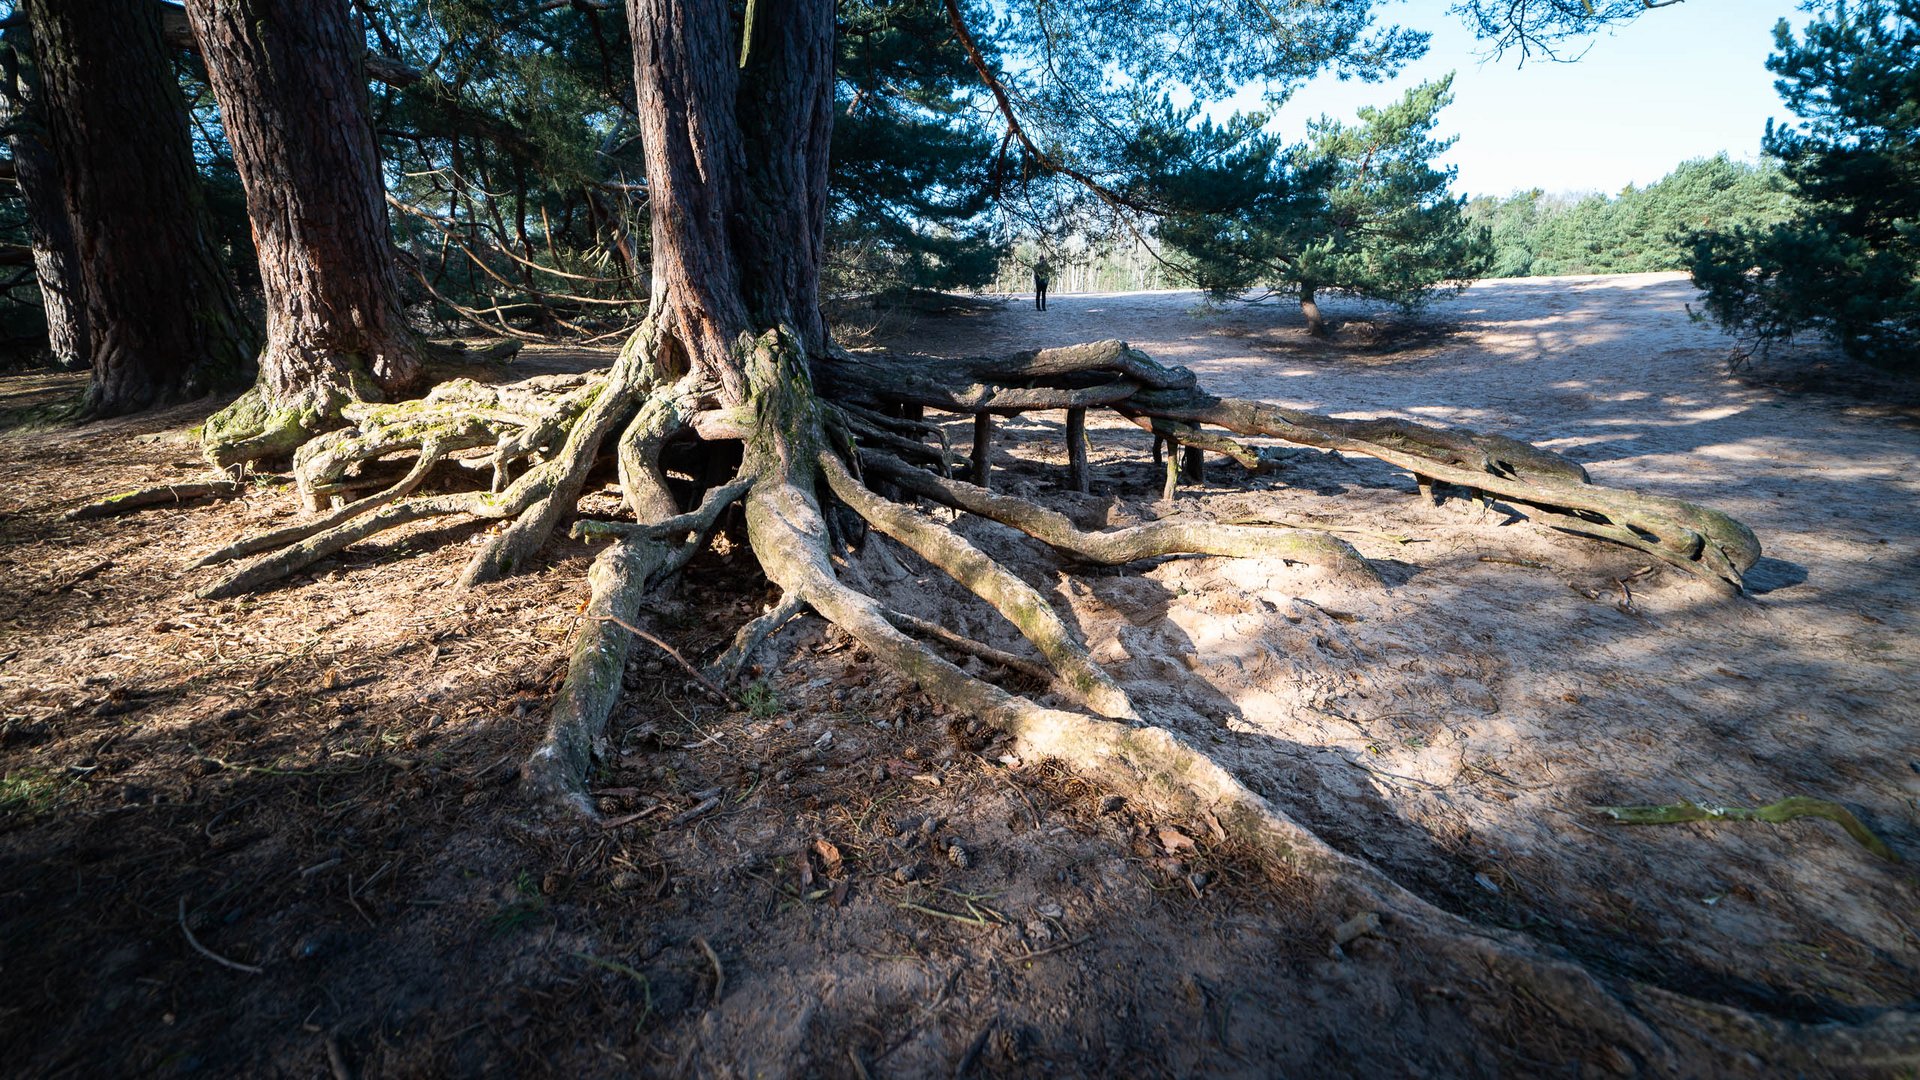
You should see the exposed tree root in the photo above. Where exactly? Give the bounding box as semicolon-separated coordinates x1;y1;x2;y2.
136;326;1914;1070
521;478;748;809
65;479;243;521
705;591;808;684
877;607;1055;685
820;340;1760;590
199;339;524;471
819;452;1139;721
860;451;1378;582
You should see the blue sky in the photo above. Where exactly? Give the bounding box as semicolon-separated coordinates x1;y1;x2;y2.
1262;0;1810;198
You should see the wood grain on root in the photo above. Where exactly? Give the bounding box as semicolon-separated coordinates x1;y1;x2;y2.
66;479;242;521
861;451;1378;583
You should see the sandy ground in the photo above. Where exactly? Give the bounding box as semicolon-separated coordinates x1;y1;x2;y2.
882;272;1920;1017
1;272;1915;1077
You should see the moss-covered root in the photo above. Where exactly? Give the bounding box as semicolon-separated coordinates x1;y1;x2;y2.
523;534;674;815
193;440;449;568
522;480;751;809
862;451;1379;584
460;342;665;587
615;393;688;525
291;374;595;512
64;478;243;522
201;385;332;471
819;452;1141;722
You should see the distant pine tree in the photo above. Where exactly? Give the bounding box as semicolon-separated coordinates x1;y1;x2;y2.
1689;0;1920;371
1153;76;1491;335
1464;156;1794;279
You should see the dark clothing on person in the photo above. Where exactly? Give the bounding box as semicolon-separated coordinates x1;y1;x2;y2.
1033;260;1051;311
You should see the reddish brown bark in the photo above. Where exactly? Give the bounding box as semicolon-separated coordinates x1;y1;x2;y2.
0;23;87;371
628;0;835;402
185;0;422;434
1300;283;1328;337
24;0;254;416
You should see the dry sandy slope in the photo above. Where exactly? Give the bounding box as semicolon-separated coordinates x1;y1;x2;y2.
877;272;1919;1012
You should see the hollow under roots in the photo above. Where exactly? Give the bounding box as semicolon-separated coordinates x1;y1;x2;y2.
128;325;1913;1071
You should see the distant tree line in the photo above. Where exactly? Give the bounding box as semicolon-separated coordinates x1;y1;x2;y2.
1465;156;1797;278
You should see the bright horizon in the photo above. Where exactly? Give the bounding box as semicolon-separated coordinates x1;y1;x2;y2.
1259;0;1809;199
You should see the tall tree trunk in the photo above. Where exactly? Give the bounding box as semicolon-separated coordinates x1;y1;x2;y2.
0;24;88;372
629;0;834;399
24;0;255;417
185;0;424;467
1300;282;1328;337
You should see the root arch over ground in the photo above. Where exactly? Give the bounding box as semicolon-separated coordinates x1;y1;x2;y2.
115;324;1920;1070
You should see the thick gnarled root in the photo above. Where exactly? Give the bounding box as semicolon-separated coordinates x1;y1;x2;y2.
522;480;748;808
861;450;1379;583
194;332;673;599
1136;387;1762;589
162;326;1912;1072
820;338;1761;590
290;372;597;512
819;451;1140;721
201;383;346;471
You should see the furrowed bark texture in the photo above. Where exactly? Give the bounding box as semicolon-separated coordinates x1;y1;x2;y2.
186;0;423;465
0;23;87;371
24;0;254;416
630;0;833;393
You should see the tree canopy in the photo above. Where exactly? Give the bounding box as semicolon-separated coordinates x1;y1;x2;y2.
0;0;1722;357
1150;76;1490;333
1688;0;1920;370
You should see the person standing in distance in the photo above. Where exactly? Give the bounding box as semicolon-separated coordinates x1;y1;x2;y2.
1033;256;1051;311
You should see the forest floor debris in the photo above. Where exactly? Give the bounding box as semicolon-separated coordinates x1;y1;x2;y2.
1;274;1915;1076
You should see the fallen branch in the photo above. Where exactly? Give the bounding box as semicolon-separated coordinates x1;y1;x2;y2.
65;480;242;521
595;615;737;706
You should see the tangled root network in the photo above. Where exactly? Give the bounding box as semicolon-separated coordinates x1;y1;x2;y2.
93;324;1914;1072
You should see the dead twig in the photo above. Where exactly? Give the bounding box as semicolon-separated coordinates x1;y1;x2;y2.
695;936;725;1005
345;875;376;928
324;1030;352;1080
177;896;263;975
299;856;343;878
953;1022;992;1078
668;792;722;827
203;795;260;840
600;802;666;829
1016;936;1091;960
51;558;114;592
1477;554;1550;570
594;615;738;706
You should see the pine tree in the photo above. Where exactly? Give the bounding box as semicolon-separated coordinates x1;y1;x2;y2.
1155;76;1491;335
1689;0;1920;370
